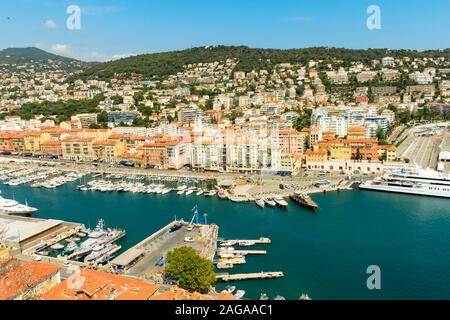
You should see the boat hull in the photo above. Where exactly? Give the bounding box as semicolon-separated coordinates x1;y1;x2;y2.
359;184;450;198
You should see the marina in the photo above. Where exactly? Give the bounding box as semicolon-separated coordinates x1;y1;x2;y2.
0;175;450;299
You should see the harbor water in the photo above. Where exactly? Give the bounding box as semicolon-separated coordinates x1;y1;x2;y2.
2;181;450;300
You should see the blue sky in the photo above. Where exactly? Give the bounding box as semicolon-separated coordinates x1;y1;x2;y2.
1;0;449;61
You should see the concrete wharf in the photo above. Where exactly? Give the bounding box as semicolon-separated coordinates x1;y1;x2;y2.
216;271;284;281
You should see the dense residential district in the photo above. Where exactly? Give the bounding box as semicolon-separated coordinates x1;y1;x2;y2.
1;46;450;300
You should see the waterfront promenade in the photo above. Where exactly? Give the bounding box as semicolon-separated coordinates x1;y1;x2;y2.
0;156;366;199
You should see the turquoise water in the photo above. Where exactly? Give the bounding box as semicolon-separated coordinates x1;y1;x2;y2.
2;181;450;300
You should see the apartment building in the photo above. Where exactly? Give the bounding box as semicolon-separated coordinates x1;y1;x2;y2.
62;137;96;162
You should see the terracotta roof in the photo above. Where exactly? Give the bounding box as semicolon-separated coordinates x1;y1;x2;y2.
348;126;366;133
93;140;118;146
42;269;159;301
0;261;60;300
41;140;61;146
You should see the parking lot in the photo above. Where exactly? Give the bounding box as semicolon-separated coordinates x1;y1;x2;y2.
396;124;450;170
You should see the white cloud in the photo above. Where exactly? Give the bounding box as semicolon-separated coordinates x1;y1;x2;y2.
43;19;57;29
51;44;72;56
111;53;136;61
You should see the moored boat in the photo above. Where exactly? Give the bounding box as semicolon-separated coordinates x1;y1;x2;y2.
263;198;276;207
255;198;265;208
273;196;288;208
290;192;318;210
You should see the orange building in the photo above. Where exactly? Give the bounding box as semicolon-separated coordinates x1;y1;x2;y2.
143;143;168;169
40;141;63;157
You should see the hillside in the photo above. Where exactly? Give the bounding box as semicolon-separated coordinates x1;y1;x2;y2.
0;47;90;72
74;45;450;81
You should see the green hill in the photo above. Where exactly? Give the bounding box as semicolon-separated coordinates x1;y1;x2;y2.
73;45;450;81
0;47;90;71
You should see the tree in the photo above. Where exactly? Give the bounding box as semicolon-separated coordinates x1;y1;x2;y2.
293;109;312;131
97;111;108;123
164;246;216;293
111;95;124;105
133;91;145;105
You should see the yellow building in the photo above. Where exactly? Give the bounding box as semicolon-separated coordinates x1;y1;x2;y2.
62;137;95;162
92;140;127;163
305;147;328;163
23;131;42;154
77;128;111;140
330;141;352;160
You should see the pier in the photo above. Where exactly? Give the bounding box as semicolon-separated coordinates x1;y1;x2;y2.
216;271;284;282
111;219;219;278
231;250;266;255
219;237;271;246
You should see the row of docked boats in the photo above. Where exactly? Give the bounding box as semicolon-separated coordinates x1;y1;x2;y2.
0;167;86;189
255;196;289;209
78;179;220;197
42;219;126;265
104;173;201;184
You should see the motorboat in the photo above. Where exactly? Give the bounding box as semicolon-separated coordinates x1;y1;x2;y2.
263;198;276;207
50;243;64;250
255;198;265;208
234;290;246;299
299;293;312;300
273;196;288;208
63;241;78;254
224;285;236;294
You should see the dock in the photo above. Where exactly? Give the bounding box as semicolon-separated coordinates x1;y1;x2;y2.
233;250;266;255
217;249;267;255
219;237;271;246
111;220;219;278
216;271;284;282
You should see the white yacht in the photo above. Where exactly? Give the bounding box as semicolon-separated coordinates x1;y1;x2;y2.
360;167;450;198
0;194;38;216
273;196;289;208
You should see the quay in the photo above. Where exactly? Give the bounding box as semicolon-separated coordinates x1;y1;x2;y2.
216;271;284;282
111;219;219;279
219;237;271;246
229;250;267;255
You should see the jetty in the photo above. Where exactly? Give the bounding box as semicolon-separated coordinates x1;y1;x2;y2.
219;237;271;246
216;271;284;282
233;250;266;255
